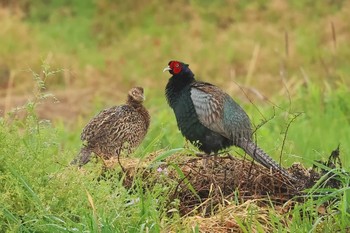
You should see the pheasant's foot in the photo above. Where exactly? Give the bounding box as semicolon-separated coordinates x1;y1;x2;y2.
219;154;235;160
102;157;118;169
200;154;211;169
195;153;207;157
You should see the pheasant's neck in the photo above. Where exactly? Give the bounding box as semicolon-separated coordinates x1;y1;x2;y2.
166;74;195;107
131;103;150;129
168;74;194;91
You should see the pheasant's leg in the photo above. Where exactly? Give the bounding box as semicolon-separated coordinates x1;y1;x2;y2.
194;153;211;168
117;153;126;173
202;154;211;169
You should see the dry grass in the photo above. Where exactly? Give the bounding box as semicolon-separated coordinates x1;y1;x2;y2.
180;200;280;233
91;148;343;232
96;152;320;232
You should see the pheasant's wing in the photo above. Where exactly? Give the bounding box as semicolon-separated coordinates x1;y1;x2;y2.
81;105;132;143
191;82;252;142
81;105;148;150
190;82;231;139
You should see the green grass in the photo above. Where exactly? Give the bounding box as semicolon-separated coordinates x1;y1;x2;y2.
247;82;350;168
0;115;174;232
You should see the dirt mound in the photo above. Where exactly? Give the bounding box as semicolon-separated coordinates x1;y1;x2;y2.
166;156;306;215
86;146;345;231
113;147;343;218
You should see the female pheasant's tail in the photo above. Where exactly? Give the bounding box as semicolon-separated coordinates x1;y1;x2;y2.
238;138;297;181
70;147;92;167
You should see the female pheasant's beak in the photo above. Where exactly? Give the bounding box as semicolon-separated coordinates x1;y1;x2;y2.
135;93;145;102
137;91;146;101
163;66;171;72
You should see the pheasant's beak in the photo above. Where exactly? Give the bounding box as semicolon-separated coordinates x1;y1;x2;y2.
163;66;171;72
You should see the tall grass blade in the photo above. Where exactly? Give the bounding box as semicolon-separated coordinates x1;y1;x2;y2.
7;164;44;211
1;207;19;224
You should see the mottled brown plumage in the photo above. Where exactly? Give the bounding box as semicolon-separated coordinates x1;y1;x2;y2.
71;87;150;167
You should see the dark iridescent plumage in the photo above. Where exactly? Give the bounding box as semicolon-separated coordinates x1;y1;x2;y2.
71;87;150;167
164;61;295;180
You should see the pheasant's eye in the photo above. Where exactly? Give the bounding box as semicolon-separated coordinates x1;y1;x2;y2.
170;61;182;74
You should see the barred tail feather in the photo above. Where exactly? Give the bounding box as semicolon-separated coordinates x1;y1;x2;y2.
70;147;92;167
238;138;296;181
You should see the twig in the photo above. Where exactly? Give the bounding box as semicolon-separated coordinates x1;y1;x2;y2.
253;107;276;133
331;21;337;52
285;30;289;58
4;70;15;120
279;112;302;164
245;43;260;86
167;170;193;208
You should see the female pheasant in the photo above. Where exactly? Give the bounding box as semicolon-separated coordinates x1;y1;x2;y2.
163;60;295;180
71;87;150;167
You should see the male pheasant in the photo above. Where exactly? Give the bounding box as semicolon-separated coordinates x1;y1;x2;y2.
163;60;295;180
71;87;150;167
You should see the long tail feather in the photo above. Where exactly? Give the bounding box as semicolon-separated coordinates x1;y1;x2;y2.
70;147;92;167
238;138;296;181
